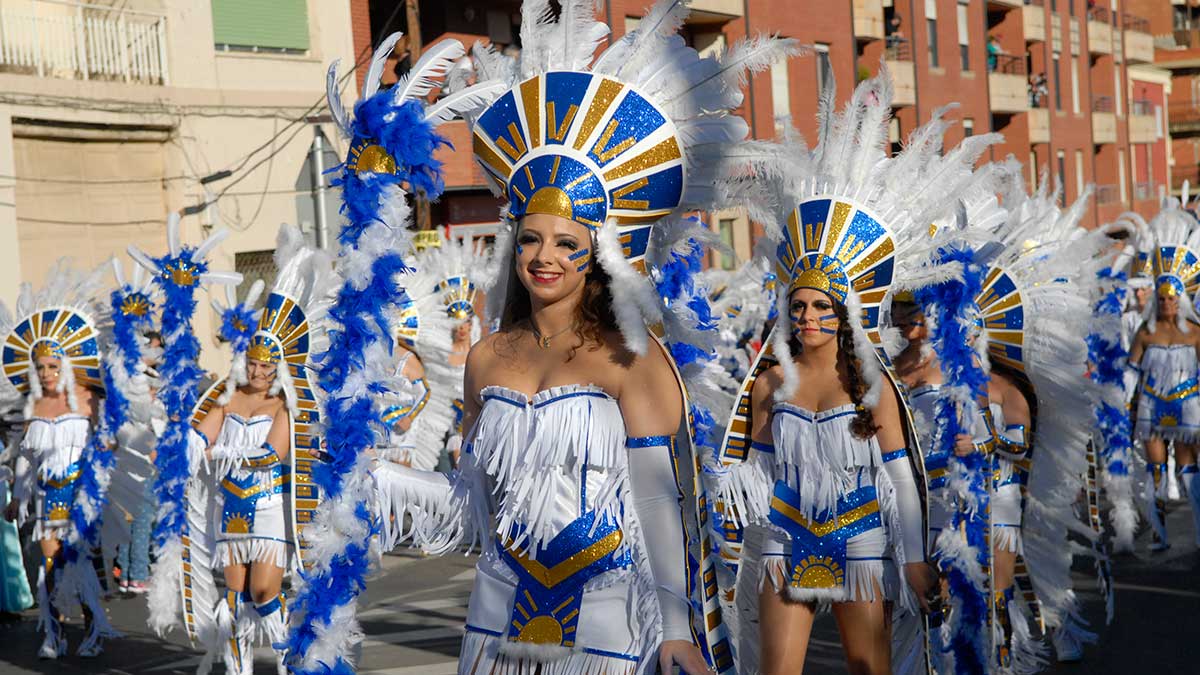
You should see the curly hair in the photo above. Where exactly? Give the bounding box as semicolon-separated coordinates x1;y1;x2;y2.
787;296;879;439
498;237;619;360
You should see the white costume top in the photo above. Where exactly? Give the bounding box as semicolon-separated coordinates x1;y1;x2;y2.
1134;343;1200;442
14;414;91;540
436;384;691;673
209;413;290;569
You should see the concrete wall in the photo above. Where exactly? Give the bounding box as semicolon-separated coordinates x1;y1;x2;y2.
0;0;356;373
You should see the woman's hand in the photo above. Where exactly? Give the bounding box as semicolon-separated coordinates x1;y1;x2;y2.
658;639;713;674
953;433;976;457
904;561;938;613
3;499;18;523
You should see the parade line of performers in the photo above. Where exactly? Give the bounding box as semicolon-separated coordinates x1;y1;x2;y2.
1;2;1199;674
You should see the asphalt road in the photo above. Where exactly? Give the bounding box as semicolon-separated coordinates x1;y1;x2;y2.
0;503;1195;674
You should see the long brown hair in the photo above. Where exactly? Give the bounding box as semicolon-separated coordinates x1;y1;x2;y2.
787;296;879;439
499;235;619;358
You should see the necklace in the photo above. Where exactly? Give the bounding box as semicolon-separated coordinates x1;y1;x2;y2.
530;320;573;349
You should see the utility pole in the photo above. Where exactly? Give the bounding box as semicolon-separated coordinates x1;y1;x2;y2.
405;0;432;231
305;114;334;250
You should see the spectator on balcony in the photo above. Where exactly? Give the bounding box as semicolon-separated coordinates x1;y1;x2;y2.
987;36;1004;72
886;15;904;49
1029;72;1048;107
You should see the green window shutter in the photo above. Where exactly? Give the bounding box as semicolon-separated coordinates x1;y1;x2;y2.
212;0;310;51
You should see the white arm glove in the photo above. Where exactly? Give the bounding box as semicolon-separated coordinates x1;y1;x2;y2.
626;435;695;644
880;447;926;564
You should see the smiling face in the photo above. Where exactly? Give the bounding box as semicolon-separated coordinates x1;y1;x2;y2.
513;213;593;309
245;358;278;392
787;287;840;351
35;355;62;391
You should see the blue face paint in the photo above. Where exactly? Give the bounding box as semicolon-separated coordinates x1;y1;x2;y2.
568;248;591;272
817;313;839;334
515;243;525;257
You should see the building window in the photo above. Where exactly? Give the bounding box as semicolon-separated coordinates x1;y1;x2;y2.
1053;52;1062;111
1056;150;1066;206
1071;58;1080;114
957;4;970;71
814;44;832;107
1119;148;1128;203
1114;68;1123;115
963;118;974;138
212;0;310;53
718;219;736;270
771;53;792;133
1074;149;1084;200
927;18;939;68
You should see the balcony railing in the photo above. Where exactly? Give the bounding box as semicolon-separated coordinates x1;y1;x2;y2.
1130;99;1155;116
1093;96;1115;113
1169;101;1200;126
1088;6;1110;23
0;0;167;84
1134;182;1158;202
1094;184;1121;206
1173;165;1200;192
884;38;912;61
989;53;1026;75
1122;13;1150;34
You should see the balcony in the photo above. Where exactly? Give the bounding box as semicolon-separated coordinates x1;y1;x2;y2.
1087;7;1113;55
1094;184;1121;206
1129;99;1157;144
1093;97;1117;144
853;0;884;41
1173;165;1200;193
1169;101;1200;135
1123;13;1153;64
1028;108;1050;144
690;0;744;18
1023;1;1045;43
986;0;1023;8
884;40;915;107
0;0;168;84
1134;181;1159;203
989;55;1029;114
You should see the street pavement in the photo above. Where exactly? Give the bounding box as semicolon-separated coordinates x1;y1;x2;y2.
0;504;1196;674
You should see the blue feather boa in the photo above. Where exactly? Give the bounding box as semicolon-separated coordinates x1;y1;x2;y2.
1087;270;1132;479
285;96;443;675
915;245;992;674
219;300;257;353
150;250;208;548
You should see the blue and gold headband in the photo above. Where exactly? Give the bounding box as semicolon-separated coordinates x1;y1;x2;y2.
776;197;897;333
435;275;476;322
246;291;309;366
473;71;682;267
1146;244;1200;298
2;307;102;394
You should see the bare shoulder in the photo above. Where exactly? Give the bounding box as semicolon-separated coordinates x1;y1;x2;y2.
751;364;785;404
466;331;506;370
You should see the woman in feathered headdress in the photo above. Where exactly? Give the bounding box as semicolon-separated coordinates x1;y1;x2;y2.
1127;197;1200;552
0;261;109;659
711;74;1015;672
179;226;332;675
411;2;796;672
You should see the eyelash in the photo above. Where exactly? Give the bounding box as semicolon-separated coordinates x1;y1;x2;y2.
558;240;578;250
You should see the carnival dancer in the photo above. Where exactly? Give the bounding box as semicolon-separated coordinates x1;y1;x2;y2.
709;71;1030;673
373;230;489;549
180;226;331;675
949;169;1102;671
380;1;800;671
0;262;114;658
1128;198;1200;551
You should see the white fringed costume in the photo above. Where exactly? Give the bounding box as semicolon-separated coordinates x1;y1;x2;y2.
962;168;1106;673
400;1;799;672
709;68;1012;673
1129;196;1200;551
176;225;333;675
0;261;124;659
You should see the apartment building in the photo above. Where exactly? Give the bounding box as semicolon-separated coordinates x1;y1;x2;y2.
348;0;1159;265
0;0;355;372
1135;0;1200;199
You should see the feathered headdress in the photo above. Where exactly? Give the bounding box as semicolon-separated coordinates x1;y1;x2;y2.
1132;196;1200;332
287;30;501;675
0;260;106;417
971;167;1105;668
470;0;800;354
